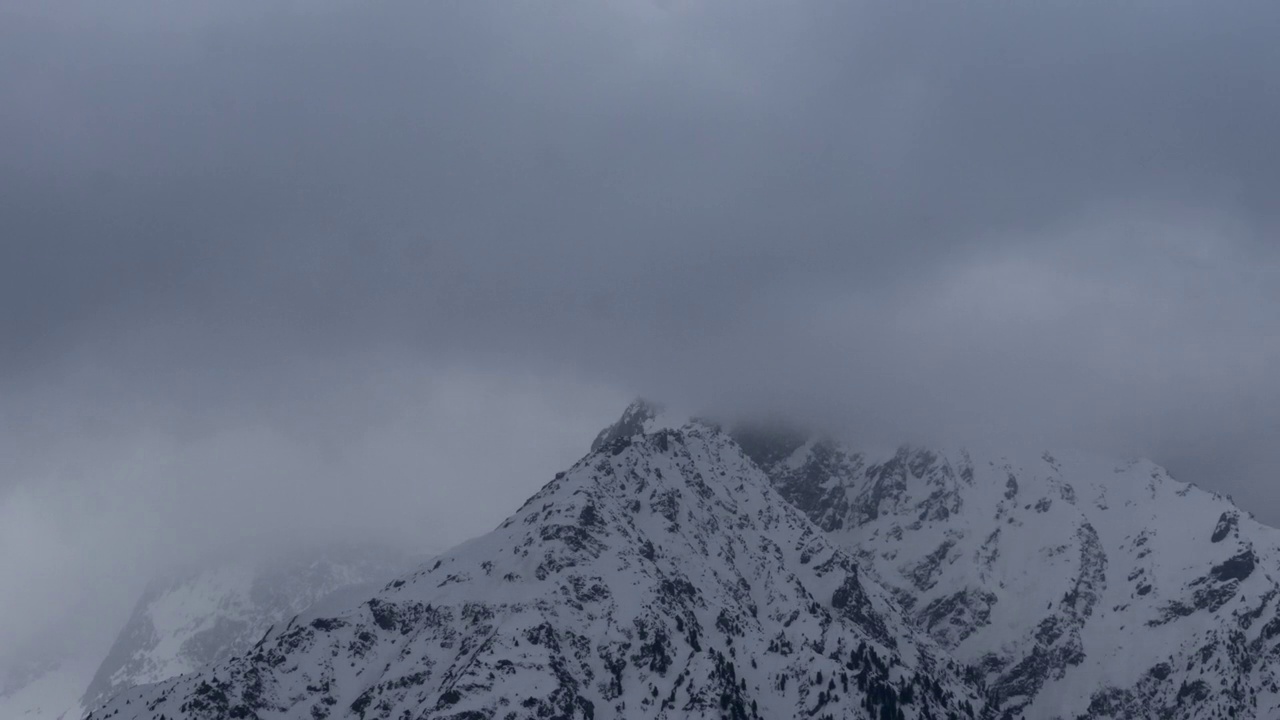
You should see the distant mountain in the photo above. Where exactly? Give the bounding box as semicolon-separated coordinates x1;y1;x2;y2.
80;545;414;716
0;638;97;720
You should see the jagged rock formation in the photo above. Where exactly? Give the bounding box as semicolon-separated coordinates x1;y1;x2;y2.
91;420;983;720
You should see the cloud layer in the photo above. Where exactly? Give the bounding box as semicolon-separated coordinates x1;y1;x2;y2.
3;0;1279;663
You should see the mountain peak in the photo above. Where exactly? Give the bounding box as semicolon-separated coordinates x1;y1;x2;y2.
92;420;983;720
589;398;667;452
77;410;1280;720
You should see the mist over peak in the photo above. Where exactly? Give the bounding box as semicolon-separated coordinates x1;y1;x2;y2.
3;2;1280;716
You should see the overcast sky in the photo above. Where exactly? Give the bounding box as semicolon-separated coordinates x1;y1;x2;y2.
3;0;1280;666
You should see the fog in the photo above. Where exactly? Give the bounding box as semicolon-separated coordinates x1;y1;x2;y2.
3;0;1279;674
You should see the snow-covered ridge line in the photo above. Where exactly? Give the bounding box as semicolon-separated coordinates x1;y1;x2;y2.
63;399;1280;719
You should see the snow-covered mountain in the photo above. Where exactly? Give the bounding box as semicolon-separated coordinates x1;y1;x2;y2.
90;419;984;720
80;399;1280;719
734;429;1280;720
0;639;98;720
79;545;414;716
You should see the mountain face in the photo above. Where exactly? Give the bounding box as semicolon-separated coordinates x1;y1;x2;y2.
738;433;1280;720
85;400;1280;720
91;422;984;720
81;546;411;716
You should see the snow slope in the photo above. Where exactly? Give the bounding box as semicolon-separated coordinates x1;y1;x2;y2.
739;432;1280;720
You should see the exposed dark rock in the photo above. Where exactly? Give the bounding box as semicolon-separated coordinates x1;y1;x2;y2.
1210;549;1256;583
1211;511;1238;543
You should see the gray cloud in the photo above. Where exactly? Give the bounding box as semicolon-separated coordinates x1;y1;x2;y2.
2;0;1279;666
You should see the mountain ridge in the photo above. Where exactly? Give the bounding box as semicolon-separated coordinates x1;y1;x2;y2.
591;401;1280;718
89;420;984;719
740;433;1280;719
72;400;1280;718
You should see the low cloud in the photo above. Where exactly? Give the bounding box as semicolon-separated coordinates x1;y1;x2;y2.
3;0;1279;668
